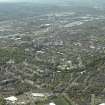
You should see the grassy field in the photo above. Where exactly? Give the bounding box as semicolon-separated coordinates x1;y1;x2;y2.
36;95;71;105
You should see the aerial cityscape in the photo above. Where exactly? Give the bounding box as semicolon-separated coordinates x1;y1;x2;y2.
0;0;105;105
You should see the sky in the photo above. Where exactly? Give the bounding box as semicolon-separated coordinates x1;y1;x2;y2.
0;0;70;3
0;0;103;5
0;0;40;1
0;0;92;2
0;0;46;2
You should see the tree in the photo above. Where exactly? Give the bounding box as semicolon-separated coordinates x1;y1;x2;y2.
0;96;6;105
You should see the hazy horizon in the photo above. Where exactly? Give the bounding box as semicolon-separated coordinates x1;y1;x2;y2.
0;0;101;3
0;0;104;6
